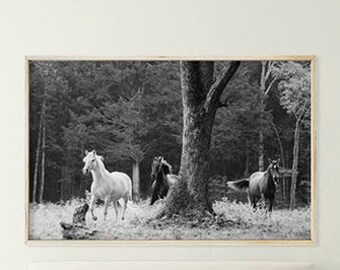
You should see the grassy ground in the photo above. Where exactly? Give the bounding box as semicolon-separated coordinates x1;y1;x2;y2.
29;198;311;240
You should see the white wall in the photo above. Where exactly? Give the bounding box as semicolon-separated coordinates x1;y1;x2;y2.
0;0;339;269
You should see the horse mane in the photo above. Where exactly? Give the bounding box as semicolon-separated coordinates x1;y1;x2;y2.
161;159;172;175
95;154;106;170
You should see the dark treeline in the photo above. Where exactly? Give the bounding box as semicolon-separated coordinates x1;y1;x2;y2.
29;60;311;209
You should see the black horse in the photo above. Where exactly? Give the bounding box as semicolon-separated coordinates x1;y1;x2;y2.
150;156;178;205
227;158;280;212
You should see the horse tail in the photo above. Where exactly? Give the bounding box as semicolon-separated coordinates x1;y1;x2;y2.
124;178;141;212
227;178;249;192
128;176;133;201
126;200;138;209
117;198;137;210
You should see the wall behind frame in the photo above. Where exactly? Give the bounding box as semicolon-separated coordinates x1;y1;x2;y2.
0;0;339;269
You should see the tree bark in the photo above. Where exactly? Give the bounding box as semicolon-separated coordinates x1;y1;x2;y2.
271;121;287;202
290;120;300;210
61;156;71;201
258;61;278;171
33;66;48;203
258;131;264;171
258;62;266;171
39;113;46;203
163;61;240;217
132;160;140;201
243;151;249;177
32;108;43;203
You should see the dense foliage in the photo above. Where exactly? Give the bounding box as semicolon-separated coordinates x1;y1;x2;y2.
29;60;311;207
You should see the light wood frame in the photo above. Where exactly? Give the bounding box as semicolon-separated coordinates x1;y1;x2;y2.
25;55;316;246
29;261;314;270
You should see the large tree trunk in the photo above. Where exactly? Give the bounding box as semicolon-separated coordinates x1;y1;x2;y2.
163;61;240;217
290;120;300;210
132;160;140;201
39;114;46;203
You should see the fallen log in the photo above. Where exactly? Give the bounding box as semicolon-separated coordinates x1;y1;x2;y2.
60;203;97;240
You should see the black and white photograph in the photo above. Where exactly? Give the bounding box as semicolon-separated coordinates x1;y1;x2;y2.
27;58;314;242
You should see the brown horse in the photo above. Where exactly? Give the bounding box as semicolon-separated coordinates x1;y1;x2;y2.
150;156;178;205
227;158;280;212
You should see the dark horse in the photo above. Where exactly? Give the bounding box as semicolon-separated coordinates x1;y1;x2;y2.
227;158;280;212
150;156;178;205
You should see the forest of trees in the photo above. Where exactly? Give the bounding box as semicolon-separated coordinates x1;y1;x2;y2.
29;60;312;210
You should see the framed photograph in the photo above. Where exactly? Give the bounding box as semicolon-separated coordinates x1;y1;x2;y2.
26;56;315;244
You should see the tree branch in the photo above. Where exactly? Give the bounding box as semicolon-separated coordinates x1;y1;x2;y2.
297;100;309;123
300;103;311;123
204;61;241;112
265;61;273;81
264;74;278;95
265;61;274;81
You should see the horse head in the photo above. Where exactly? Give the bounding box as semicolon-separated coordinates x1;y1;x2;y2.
82;150;99;175
268;158;280;185
151;156;163;181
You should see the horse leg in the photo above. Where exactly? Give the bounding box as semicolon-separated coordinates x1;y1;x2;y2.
162;186;169;198
89;195;98;221
113;201;119;221
268;196;274;212
150;191;158;206
247;192;251;206
248;194;257;211
122;195;129;221
103;197;110;221
150;183;160;205
158;186;165;199
252;198;257;211
260;193;266;210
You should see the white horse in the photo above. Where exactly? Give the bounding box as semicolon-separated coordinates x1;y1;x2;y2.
82;150;132;221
